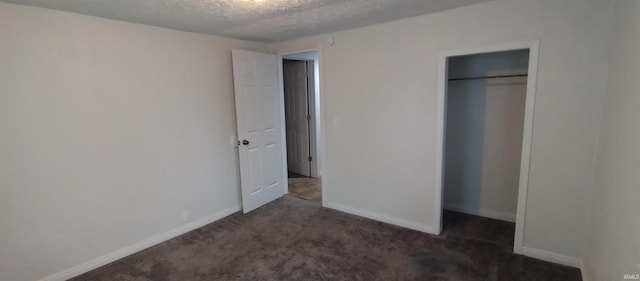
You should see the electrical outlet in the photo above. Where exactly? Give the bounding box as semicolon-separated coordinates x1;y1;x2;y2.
181;210;190;223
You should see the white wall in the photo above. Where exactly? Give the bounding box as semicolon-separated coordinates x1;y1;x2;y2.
444;51;529;222
0;3;267;281
271;0;613;263
583;1;640;280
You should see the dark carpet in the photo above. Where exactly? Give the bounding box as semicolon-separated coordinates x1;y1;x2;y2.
70;196;582;281
442;210;516;248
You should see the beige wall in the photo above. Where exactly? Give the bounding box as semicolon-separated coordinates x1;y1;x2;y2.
0;3;267;281
271;0;613;262
584;1;640;280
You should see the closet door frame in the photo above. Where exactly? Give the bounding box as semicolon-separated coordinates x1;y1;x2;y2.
434;40;540;255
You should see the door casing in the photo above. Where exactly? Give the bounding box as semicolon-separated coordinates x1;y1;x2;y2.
278;47;325;206
434;40;540;254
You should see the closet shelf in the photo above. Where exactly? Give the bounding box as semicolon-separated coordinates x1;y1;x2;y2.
448;74;528;81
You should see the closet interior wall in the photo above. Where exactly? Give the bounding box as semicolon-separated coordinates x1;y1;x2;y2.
443;50;530;222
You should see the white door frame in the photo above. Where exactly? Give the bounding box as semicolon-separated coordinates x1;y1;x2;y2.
434;40;540;254
278;47;326;207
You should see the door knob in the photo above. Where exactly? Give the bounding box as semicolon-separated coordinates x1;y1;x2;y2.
242;140;250;146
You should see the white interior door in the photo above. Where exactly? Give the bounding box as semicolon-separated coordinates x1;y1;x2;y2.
232;49;286;213
283;60;311;176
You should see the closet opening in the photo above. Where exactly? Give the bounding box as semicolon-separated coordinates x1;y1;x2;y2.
281;51;322;204
435;42;540;254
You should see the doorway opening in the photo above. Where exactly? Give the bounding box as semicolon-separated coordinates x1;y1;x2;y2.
282;51;322;204
435;42;540;254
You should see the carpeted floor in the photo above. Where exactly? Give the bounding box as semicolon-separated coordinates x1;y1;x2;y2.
288;172;321;203
442;209;516;248
70;196;582;281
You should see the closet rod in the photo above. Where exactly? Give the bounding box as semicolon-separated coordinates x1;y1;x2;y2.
448;74;528;81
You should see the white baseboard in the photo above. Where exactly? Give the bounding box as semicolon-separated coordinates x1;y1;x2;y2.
325;202;437;234
39;205;241;281
443;203;516;222
521;246;582;268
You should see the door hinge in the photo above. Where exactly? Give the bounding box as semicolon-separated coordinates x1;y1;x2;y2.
308;156;313;162
306;114;311;121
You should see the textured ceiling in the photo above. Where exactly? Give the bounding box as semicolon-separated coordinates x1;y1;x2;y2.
1;0;491;42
